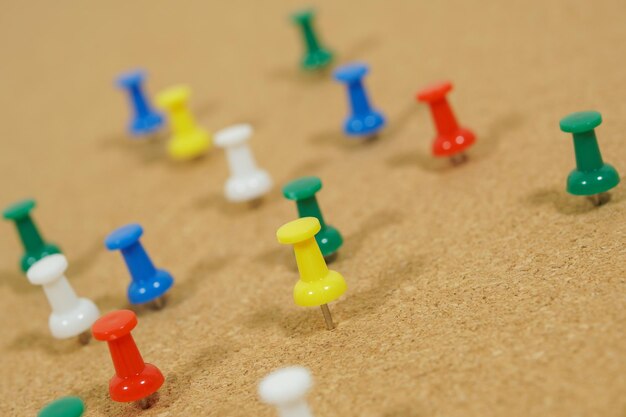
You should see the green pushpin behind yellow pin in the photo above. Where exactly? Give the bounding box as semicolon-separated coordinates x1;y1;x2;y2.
559;111;620;205
38;396;84;417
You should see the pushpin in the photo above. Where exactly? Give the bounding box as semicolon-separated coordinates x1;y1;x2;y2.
92;310;164;409
277;217;347;330
333;62;386;139
214;123;273;203
105;224;174;309
38;396;85;417
282;176;342;260
26;254;100;344
2;199;61;272
156;85;211;160
416;81;476;165
116;70;165;137
259;366;315;417
291;9;333;71
559;111;620;206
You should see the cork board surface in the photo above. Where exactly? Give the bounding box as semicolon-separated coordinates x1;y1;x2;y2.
1;0;625;416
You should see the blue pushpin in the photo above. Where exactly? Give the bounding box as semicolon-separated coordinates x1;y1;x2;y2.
105;224;173;308
333;62;386;138
116;70;165;137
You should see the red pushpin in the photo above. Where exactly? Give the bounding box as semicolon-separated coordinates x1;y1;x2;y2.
416;81;476;165
92;310;164;409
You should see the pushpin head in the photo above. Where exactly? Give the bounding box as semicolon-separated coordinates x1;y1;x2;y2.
116;70;146;88
277;217;321;244
26;253;68;285
27;254;100;339
215;123;273;202
283;177;343;258
92;310;165;403
2;198;36;220
559;110;602;133
333;62;369;83
416;81;453;102
105;224;144;250
282;176;322;200
3;198;62;272
559;111;620;196
259;366;313;406
92;309;138;340
38;396;85;417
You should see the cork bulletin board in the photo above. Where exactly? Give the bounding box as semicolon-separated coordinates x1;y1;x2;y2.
1;1;625;416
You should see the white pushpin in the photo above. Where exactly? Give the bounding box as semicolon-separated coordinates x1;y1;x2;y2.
258;366;314;417
214;123;273;203
26;254;100;344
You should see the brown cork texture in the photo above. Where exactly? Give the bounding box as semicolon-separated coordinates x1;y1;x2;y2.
1;1;625;416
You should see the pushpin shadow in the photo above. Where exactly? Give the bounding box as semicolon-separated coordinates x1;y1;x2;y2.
167;255;232;308
266;65;332;85
68;237;105;278
0;269;35;294
471;111;524;160
193;188;281;217
98;130;168;165
526;186;618;215
341;209;404;257
343;256;425;319
6;329;86;355
308;128;382;151
245;303;332;338
342;35;382;62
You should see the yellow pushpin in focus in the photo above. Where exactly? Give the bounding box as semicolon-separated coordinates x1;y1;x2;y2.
156;85;211;160
277;217;347;330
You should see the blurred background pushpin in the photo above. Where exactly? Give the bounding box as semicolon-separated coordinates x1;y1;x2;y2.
559;111;620;206
116;70;165;137
3;199;61;272
259;366;315;417
416;81;476;165
92;310;164;409
38;396;85;417
214;123;273;204
26;254;100;344
333;63;386;139
277;217;347;330
105;224;174;309
156;85;211;160
291;9;333;71
283;177;342;261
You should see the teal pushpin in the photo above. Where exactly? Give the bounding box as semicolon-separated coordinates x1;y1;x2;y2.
3;199;61;272
559;111;620;205
291;9;334;71
282;176;343;259
38;396;84;417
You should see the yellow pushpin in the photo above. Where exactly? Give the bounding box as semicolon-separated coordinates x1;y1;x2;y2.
155;85;211;160
277;217;347;330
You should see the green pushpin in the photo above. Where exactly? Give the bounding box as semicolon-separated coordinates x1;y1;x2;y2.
291;9;334;71
38;396;84;417
283;176;343;259
559;111;620;206
3;199;61;272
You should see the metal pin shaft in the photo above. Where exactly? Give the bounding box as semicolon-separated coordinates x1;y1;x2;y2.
77;330;91;345
320;304;335;330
